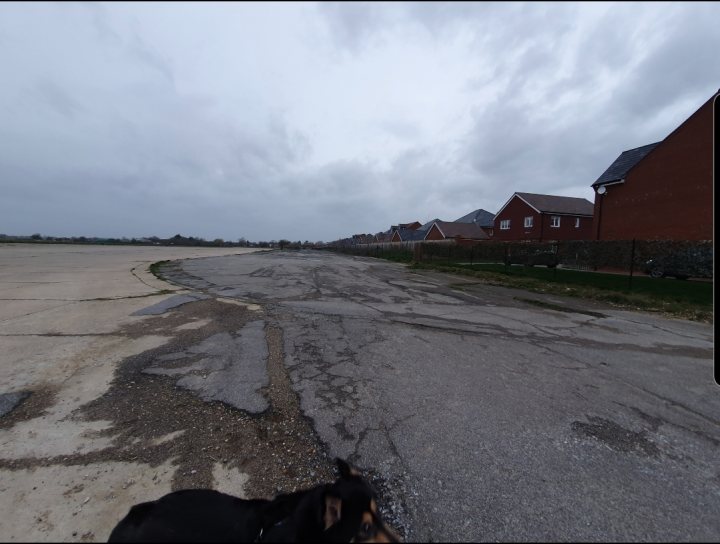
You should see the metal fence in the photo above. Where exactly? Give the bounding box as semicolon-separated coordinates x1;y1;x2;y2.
326;239;714;282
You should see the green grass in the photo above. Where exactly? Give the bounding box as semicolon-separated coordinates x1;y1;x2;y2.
378;251;413;263
149;260;171;280
344;248;413;263
408;262;713;323
458;263;711;304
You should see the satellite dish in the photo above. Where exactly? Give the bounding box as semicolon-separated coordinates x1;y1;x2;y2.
597;186;607;195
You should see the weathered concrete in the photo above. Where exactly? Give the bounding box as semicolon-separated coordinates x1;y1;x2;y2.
0;460;177;542
0;244;263;541
131;293;210;315
0;392;30;418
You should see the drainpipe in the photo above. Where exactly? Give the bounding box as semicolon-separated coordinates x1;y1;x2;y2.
595;185;607;240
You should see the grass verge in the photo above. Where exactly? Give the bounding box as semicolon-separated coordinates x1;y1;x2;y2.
408;262;713;323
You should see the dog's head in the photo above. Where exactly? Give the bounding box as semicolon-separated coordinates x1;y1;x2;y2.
319;458;401;543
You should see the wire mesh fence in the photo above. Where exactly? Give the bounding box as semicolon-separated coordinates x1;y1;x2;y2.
325;239;713;284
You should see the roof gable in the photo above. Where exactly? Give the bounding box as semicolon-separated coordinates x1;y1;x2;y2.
592;90;719;189
418;218;442;231
496;192;594;217
516;193;594;215
433;221;489;240
593;142;661;187
396;227;427;241
453;208;496;227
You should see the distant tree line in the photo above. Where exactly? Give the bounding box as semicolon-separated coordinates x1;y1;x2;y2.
0;233;326;249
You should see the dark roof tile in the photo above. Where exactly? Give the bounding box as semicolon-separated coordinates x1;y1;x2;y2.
515;193;594;216
432;221;489;239
418;218;442;231
593;142;661;186
453;208;496;227
396;228;427;241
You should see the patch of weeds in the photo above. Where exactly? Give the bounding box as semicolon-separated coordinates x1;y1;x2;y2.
149;260;171;281
407;262;712;323
514;297;606;318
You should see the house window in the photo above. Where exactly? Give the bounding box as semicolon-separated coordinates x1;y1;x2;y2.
575;217;580;228
551;216;561;228
524;216;533;228
500;220;510;230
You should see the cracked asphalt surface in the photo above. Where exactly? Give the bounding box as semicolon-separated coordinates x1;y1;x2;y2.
1;245;717;542
158;249;718;542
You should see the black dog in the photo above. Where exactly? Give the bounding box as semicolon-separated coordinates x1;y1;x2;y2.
108;459;400;542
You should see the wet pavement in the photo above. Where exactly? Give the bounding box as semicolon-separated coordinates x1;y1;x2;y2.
156;249;718;542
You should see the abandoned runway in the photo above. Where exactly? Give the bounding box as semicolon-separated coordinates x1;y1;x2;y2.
0;245;717;542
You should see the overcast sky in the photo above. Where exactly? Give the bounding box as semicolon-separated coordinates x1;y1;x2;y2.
1;2;718;242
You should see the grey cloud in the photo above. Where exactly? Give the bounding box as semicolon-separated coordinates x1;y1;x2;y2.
454;2;719;218
461;90;626;208
128;29;176;84
612;6;720;123
81;1;122;45
315;2;391;53
2;2;719;242
31;78;84;118
378;119;422;141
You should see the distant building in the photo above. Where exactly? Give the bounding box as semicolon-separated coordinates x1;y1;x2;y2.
493;192;594;241
454;208;496;237
390;221;422;232
424;221;489;242
417;218;443;232
391;228;427;242
351;234;375;245
591;90;716;241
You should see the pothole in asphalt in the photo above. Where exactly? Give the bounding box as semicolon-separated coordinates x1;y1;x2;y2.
571;415;660;457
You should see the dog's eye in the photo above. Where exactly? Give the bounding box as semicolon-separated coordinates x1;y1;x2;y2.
360;522;374;536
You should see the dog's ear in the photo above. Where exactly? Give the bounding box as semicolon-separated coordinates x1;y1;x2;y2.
335;458;360;479
323;493;342;530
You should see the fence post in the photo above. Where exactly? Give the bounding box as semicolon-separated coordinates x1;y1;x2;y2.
553;242;558;281
504;244;509;274
470;245;474;266
628;238;636;290
447;245;452;266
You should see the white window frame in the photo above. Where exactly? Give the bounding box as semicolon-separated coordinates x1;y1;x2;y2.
551;216;561;228
575;217;580;228
500;219;511;230
524;216;533;228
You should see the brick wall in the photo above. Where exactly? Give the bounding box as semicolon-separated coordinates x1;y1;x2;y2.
593;93;715;241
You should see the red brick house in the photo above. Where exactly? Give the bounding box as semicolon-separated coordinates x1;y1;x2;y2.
493;192;594;241
591;90;716;241
424;221;489;242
